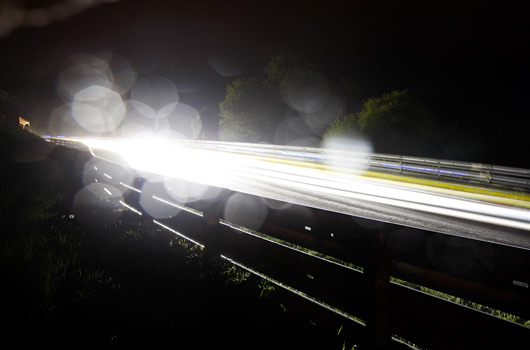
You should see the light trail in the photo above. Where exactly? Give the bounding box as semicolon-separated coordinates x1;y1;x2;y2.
232;156;530;231
153;220;205;248
61;136;530;235
119;200;143;216
152;195;203;217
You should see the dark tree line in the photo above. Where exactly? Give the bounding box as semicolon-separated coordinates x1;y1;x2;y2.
197;55;496;162
218;55;342;145
215;55;439;156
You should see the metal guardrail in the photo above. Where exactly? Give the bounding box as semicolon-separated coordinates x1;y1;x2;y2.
184;140;530;192
44;136;530;191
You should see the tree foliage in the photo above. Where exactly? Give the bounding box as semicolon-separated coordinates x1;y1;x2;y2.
324;89;435;155
263;55;289;90
323;111;359;140
219;77;284;142
357;89;433;136
197;105;220;140
219;55;362;143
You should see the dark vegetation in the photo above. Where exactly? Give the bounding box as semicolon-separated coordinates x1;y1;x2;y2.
0;126;352;349
216;55;525;167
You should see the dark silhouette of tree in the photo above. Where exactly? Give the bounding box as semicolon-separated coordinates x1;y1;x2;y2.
263;55;289;91
219;77;285;142
324;89;436;156
219;55;347;143
338;77;363;113
197;106;220;140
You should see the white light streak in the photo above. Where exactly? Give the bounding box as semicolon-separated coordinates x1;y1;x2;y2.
81;136;244;188
153;220;204;248
77;137;530;232
220;254;361;323
119;200;143;216
119;182;142;193
236;157;530;231
513;280;529;289
152;195;203;217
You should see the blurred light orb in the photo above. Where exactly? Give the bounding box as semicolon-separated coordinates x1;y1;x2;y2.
166;103;201;139
58;53;113;100
108;53;138;95
72;85;125;132
284;84;329;114
140;180;180;219
130;74;179;112
131;99;157;119
164;177;223;204
49;103;81;136
208;51;246;77
157;102;178;119
119;101;167;136
164;178;209;204
302;94;345;134
172;69;202;93
322;136;373;174
274;116;314;145
224;193;269;231
281;77;345;135
72;183;124;230
57;52;137;134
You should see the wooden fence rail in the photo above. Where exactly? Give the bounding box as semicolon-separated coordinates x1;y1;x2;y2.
92;170;530;350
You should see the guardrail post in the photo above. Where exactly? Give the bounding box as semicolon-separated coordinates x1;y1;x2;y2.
364;232;391;349
201;200;223;261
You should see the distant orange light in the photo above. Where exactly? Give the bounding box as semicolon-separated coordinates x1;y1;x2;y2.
18;116;30;129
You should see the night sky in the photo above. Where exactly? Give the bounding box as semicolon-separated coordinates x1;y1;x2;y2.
1;0;529;165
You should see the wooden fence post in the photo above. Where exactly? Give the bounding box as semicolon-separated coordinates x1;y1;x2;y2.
201;201;223;261
364;232;391;349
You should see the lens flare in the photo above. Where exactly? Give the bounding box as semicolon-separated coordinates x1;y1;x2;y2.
58;53;113;100
108;53;138;95
57;53;136;135
322;136;373;174
280;74;345;135
164;177;222;204
140;180;180;219
72;85;125;132
73;182;124;230
130;74;179;112
224;193;269;231
208;50;247;77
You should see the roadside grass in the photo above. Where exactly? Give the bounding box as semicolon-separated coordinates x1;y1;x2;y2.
0;127;120;341
221;219;530;343
393;278;530;327
0;127;348;348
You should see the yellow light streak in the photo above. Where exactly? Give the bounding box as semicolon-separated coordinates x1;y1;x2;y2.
243;154;530;209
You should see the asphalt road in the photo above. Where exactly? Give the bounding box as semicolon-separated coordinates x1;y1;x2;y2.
74;137;530;251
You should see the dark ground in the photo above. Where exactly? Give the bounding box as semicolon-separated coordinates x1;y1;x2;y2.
0;127;353;349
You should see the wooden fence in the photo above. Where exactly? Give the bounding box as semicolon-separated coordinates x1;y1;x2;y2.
93;167;530;350
46;136;530;349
